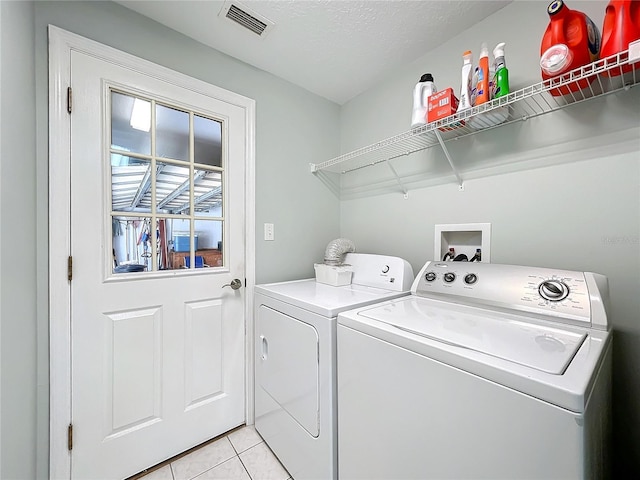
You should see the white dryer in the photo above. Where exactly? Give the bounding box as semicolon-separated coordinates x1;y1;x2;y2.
338;261;612;480
254;253;414;480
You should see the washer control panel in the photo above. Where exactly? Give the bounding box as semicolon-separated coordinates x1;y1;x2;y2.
414;261;600;326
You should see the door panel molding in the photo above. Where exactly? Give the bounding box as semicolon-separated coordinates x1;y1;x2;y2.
48;25;256;479
184;299;225;408
105;306;163;436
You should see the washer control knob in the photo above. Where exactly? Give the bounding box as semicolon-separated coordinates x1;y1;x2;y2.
382;265;390;274
464;273;478;285
443;272;456;283
425;271;437;282
538;280;569;302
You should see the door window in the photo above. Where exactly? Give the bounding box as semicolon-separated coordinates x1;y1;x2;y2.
110;91;224;273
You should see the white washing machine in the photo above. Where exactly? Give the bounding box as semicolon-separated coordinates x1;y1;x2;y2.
254;253;414;480
338;261;612;480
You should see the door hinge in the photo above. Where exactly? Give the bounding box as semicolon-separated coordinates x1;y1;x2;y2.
68;256;73;281
67;87;72;114
67;424;73;451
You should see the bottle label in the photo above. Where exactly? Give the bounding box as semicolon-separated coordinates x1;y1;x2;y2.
491;72;498;98
492;69;508;98
586;16;601;60
476;69;485;99
470;67;479;106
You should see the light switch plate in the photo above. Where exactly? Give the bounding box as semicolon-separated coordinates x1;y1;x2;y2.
264;223;274;241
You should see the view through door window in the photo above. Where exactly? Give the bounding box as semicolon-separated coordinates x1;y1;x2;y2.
110;90;224;273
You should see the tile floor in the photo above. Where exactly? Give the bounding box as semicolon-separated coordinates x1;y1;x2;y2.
136;426;291;480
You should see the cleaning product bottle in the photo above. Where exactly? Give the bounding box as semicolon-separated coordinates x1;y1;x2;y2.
459;51;474;111
475;43;490;105
492;42;509;98
411;73;437;128
540;0;601;96
600;0;640;75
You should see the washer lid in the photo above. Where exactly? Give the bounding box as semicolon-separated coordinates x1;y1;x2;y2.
358;298;587;374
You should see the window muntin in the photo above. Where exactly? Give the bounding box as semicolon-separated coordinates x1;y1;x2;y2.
109;90;224;274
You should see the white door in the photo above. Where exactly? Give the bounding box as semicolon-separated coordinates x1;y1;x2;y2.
68;49;246;479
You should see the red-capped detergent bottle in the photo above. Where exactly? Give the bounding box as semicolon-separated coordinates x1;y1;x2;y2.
600;0;640;75
540;0;601;96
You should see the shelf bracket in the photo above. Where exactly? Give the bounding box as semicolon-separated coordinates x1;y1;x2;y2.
434;130;463;189
385;160;408;196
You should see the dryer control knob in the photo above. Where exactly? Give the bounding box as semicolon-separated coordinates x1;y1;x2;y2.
425;272;437;282
443;272;456;283
538;280;569;302
382;265;390;274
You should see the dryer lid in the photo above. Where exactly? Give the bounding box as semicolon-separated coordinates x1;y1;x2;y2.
255;279;409;317
358;298;587;375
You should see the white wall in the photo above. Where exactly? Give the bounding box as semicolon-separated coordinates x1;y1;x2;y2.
0;1;37;479
0;3;3;472
0;3;3;474
339;1;640;474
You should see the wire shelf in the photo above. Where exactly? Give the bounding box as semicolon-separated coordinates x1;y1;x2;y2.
310;46;640;177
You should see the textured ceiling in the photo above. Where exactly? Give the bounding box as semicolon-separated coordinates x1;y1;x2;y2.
117;0;512;105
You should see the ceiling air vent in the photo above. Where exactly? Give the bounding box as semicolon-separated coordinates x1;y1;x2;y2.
219;1;275;37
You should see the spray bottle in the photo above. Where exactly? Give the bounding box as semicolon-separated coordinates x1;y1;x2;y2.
411;73;437;128
475;43;490;105
492;42;509;98
459;51;473;111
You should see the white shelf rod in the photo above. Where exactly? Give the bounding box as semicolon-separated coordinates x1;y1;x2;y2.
385;159;408;195
434;130;463;188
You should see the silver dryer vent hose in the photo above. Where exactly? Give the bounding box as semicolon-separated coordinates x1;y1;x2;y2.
324;238;356;265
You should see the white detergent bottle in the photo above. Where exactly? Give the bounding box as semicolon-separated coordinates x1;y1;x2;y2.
411;73;436;128
459;51;473;111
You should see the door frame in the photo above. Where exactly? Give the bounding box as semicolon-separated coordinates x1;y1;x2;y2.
48;25;256;479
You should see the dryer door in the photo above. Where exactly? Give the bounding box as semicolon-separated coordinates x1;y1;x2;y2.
256;305;319;436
